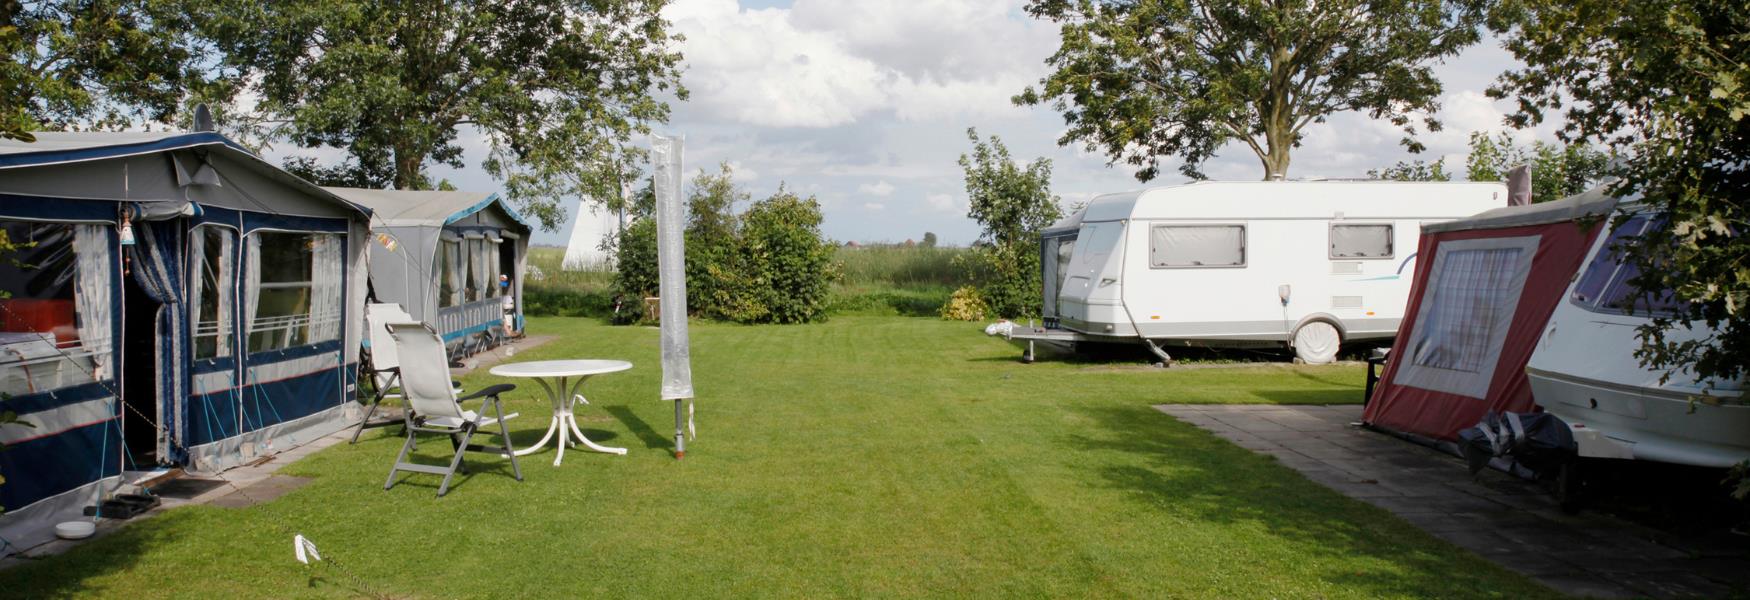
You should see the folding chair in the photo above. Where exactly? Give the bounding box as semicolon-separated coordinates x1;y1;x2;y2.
383;323;522;497
351;303;417;444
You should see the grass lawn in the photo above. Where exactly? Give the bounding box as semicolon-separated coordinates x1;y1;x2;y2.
0;316;1554;598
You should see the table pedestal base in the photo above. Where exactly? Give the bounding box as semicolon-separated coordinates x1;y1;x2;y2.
512;376;628;465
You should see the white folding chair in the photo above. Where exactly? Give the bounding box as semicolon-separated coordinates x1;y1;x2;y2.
351;303;417;443
383;323;522;497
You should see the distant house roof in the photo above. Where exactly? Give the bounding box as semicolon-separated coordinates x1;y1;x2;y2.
323;187;531;231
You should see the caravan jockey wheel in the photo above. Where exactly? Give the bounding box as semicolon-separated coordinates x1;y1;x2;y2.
1292;321;1341;364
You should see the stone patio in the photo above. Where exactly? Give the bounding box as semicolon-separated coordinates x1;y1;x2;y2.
1156;403;1750;599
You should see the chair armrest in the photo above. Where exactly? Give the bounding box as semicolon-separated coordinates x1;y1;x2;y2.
458;383;516;401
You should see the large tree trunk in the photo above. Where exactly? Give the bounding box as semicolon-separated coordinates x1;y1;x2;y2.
1260;129;1292;180
393;144;423;190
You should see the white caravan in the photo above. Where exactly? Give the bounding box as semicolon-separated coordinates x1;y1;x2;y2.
1526;206;1747;467
1013;181;1507;363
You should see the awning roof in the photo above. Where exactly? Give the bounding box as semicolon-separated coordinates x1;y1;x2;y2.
0;131;373;217
1423;184;1621;234
323;187;530;231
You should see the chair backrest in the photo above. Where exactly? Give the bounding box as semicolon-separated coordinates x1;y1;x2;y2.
365;303;415;387
387;322;463;419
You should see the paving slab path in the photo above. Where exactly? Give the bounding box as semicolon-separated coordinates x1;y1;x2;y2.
1156;403;1750;599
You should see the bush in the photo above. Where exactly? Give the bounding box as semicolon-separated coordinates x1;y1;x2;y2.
611;218;659;300
608;167;840;325
951;243;1041;320
940;286;989;321
736;190;839;323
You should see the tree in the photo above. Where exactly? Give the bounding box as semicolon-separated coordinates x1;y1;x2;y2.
736;187;838;324
684;163;747;318
1016;0;1487;180
920;232;938;249
194;0;685;230
0;0;220;141
955;128;1061;319
1369;159;1451;181
1487;0;1749;388
1463;130;1610;200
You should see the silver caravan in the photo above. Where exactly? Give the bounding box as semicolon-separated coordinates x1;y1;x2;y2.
1014;181;1507;363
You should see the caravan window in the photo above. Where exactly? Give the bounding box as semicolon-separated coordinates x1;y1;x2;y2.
190;226;236;360
247;232;343;353
1150;225;1246;268
0;221;110;397
1571;214;1686;317
1330;224;1394;259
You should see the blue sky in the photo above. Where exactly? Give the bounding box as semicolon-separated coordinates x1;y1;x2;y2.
271;0;1556;248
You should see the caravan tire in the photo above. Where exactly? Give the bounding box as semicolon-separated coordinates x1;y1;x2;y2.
1292;321;1341;364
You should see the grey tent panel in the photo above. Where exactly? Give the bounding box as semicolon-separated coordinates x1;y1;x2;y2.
1424;186;1620;234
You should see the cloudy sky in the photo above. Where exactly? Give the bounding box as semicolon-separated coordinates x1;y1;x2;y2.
389;0;1564;247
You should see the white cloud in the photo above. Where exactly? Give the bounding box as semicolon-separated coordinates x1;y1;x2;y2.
862;202;886;211
857;180;895;196
663;0;1054;128
926;192;961;213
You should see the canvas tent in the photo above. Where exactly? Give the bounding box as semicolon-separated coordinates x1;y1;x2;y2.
0;132;372;551
1362;188;1619;440
324;188;531;357
562;199;620;271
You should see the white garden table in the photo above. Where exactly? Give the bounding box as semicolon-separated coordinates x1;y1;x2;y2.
488;359;631;465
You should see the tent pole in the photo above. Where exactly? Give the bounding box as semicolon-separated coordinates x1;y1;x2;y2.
674;399;686;459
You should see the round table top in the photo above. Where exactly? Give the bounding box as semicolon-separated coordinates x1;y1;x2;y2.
489;359;632;378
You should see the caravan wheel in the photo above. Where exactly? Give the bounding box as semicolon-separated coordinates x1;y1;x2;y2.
1293;321;1341;364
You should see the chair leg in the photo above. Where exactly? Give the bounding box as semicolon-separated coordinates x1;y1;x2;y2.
494;397;522;482
350;393;382;444
437;427;475;497
384;428;418;490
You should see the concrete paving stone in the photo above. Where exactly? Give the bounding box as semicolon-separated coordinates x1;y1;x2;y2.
1530;574;1641;599
1363;496;1452;515
1211;417;1291;433
1440;528;1521;555
1323;481;1404;498
1599;570;1737;599
1475;550;1590;578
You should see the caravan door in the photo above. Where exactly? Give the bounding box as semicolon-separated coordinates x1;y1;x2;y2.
1057;221;1128;335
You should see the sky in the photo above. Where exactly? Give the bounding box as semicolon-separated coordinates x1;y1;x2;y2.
273;0;1564;247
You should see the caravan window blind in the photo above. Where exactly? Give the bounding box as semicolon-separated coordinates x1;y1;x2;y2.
1150;225;1245;268
436;239;462;308
1330;224;1393;259
190;226;236;360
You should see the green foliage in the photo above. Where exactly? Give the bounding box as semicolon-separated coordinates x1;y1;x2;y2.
1016;0;1487;180
939;286;989;321
1487;0;1750;386
611;166;840;324
1368;159;1452;182
684;163;749;319
191;0;686;230
732;188;840;324
920;232;938;249
956;129;1059;319
0;0;221;141
836;245;964;290
1463;130;1611;200
609;217;659;321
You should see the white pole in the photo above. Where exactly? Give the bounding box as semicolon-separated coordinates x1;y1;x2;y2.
651;134;694;458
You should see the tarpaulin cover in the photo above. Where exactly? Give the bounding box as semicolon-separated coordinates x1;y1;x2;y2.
1363;218;1604;440
653;135;693;401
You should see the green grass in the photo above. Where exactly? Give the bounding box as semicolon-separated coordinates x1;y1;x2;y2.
1;317;1555;598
